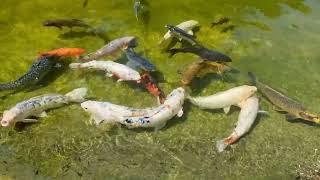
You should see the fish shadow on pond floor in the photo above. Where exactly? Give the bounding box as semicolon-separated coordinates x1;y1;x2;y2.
286;118;320;127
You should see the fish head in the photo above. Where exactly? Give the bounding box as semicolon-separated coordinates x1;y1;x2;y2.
299;112;320;123
81;101;101;114
1;110;17;128
165;24;175;32
124;37;138;49
246;85;257;94
42;20;54;26
165;87;185;104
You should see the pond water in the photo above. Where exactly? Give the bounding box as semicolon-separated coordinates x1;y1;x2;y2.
0;0;319;179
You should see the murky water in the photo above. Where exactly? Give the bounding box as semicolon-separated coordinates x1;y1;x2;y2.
0;0;319;179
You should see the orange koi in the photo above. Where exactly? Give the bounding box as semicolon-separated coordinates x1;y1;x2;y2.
38;48;86;58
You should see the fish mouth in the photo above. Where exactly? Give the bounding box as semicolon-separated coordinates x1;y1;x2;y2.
1;120;10;127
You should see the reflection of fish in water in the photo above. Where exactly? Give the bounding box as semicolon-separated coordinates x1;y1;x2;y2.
169;46;232;62
125;48;156;72
211;17;230;27
165;24;198;45
43;19;90;30
0;55;62;91
248;72;320;124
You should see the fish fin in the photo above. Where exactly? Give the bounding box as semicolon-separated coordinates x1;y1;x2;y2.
177;108;184;117
156;96;161;105
272;106;286;112
223;106;231;114
258;110;269;116
90;115;105;125
34;112;47;118
216;140;229;153
69;63;81;69
285;114;298;121
105;72;113;77
154;122;167;132
187;30;194;35
65;88;88;103
247;72;257;86
21;119;38;123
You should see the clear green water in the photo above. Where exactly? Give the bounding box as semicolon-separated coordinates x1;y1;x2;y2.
0;0;320;179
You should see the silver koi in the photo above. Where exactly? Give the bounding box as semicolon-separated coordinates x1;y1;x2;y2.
81;36;137;61
1;88;88;127
69;60;141;82
81;87;185;131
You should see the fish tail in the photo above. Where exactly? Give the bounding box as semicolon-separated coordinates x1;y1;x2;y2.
69;63;82;69
65;88;88;103
248;72;257;85
216;140;229;153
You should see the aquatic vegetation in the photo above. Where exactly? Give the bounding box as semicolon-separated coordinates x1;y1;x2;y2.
0;0;319;179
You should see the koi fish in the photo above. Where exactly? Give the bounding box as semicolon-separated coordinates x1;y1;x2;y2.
165;24;198;45
187;85;257;114
161;20;198;43
125;48;156;72
0;55;62;91
81;87;185;131
81;36;137;61
248;72;320;123
140;72;166;104
169;46;232;62
1;88;88;127
69;60;141;82
38;48;86;58
216;96;259;152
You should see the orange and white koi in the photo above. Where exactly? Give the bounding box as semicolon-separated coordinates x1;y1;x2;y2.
69;60;141;82
81;87;185;131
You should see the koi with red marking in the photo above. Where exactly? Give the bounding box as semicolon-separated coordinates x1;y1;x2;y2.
140;72;166;104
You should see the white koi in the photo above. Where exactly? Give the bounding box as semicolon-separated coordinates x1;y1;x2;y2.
69;60;141;82
1;88;88;127
81;87;185;131
216;96;259;152
187;85;257;114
